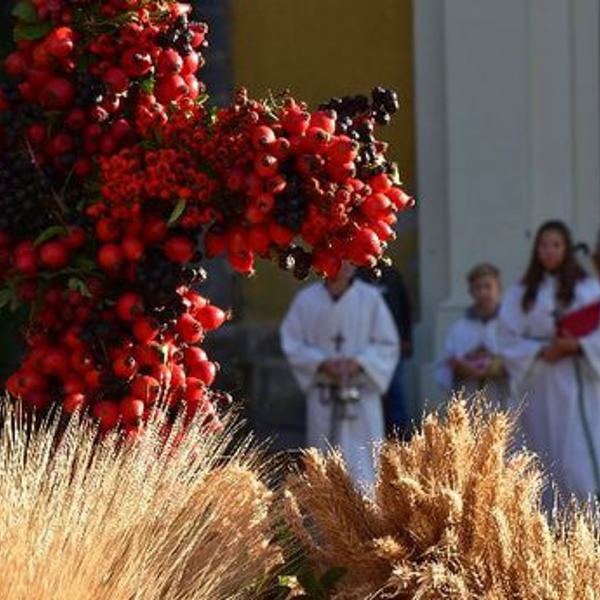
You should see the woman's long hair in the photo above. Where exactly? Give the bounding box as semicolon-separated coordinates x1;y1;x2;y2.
521;220;587;312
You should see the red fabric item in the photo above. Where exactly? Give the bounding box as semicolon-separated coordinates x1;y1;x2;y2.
558;302;600;337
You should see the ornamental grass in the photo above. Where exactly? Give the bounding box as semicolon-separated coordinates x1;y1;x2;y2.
0;404;281;600
283;397;600;599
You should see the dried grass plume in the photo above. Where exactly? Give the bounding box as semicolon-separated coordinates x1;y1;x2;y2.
283;397;600;599
0;404;281;600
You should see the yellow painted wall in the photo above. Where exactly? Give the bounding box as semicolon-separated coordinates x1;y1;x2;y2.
230;0;417;323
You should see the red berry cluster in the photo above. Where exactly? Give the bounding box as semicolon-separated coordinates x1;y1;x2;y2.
94;90;413;280
0;0;412;435
200;90;413;279
3;0;206;180
6;281;229;435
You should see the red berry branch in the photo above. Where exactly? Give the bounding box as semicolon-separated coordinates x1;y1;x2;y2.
0;0;413;437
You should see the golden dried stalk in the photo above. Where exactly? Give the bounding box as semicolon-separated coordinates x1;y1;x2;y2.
0;404;282;600
283;396;600;599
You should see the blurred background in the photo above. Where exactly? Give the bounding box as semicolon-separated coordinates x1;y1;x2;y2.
1;0;599;450
198;0;418;450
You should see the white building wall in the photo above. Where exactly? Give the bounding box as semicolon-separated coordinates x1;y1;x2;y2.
412;0;600;411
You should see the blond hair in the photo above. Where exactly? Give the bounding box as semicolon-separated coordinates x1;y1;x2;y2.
467;262;501;286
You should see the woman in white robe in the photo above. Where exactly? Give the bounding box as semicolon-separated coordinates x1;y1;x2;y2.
280;265;399;486
498;220;600;501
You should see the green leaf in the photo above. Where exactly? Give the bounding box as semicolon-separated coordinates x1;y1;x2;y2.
12;1;39;23
320;567;347;591
34;225;66;248
159;345;169;365
72;255;98;272
167;199;187;227
139;139;158;150
9;295;20;312
297;571;320;595
0;288;20;313
388;162;402;185
0;289;14;310
76;53;94;73
13;20;53;41
139;77;155;95
113;10;137;25
277;575;295;588
67;277;91;297
76;197;88;212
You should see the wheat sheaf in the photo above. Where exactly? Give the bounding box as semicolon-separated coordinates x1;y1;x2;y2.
283;397;600;599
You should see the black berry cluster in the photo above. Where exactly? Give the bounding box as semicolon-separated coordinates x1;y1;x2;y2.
0;150;55;237
137;246;205;308
273;176;308;232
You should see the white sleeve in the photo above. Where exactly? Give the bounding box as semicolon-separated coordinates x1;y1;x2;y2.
435;322;460;391
280;293;328;394
498;286;544;391
577;278;600;380
355;293;400;394
580;328;600;381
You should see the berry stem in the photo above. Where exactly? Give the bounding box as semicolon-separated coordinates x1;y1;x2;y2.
24;136;69;221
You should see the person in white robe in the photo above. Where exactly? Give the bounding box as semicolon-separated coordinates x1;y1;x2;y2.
498;220;600;502
436;263;508;407
280;262;399;486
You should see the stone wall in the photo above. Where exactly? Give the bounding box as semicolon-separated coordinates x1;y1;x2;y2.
413;0;600;404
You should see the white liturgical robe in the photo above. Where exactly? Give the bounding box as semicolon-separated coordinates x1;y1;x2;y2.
280;279;399;485
435;309;507;408
498;276;600;500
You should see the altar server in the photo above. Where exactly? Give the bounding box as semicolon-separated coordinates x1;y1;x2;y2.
280;261;399;485
436;263;508;407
